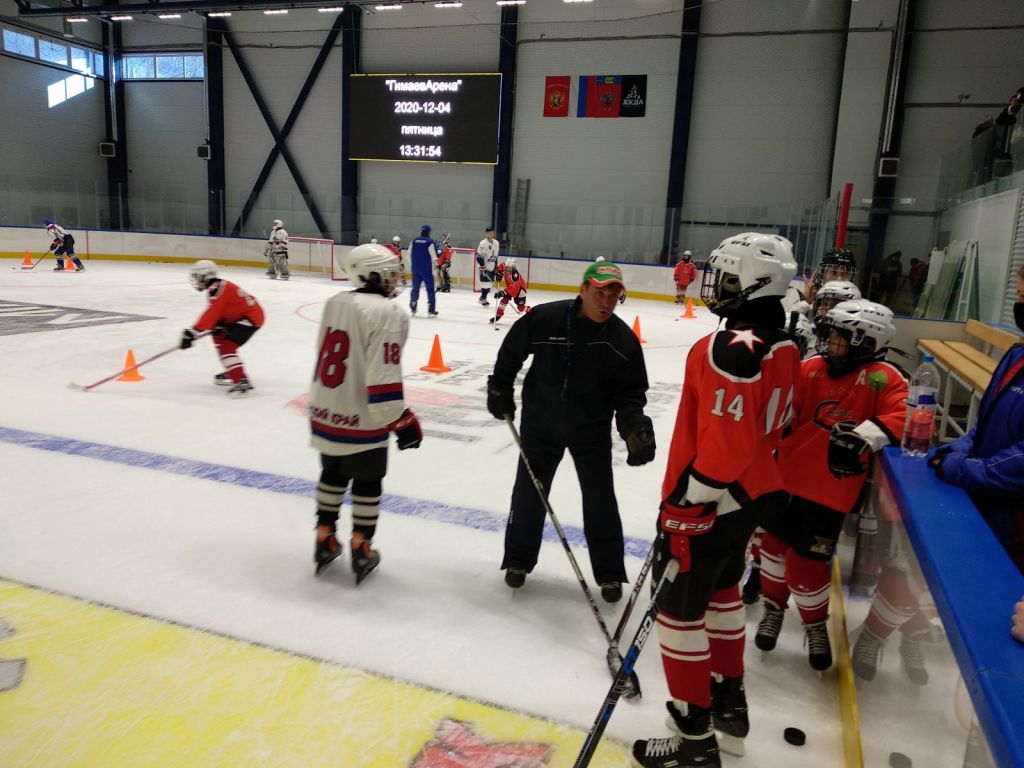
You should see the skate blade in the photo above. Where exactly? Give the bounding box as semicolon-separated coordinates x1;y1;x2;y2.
717;732;746;757
606;647;642;700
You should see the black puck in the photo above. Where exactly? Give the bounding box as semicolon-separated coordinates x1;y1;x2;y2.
889;752;912;768
783;727;806;746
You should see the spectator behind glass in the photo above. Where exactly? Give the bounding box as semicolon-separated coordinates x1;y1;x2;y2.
929;264;1024;571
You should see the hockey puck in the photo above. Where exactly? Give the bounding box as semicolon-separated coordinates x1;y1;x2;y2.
889;752;912;768
783;727;806;746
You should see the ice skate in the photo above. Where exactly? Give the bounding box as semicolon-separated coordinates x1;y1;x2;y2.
479;298;490;307
741;566;761;605
899;632;929;685
428;309;438;318
74;263;85;272
489;316;499;324
636;702;720;768
804;619;833;671
53;264;65;271
227;378;253;396
754;598;785;651
504;568;526;589
851;626;885;681
709;675;749;755
410;302;417;315
351;535;381;585
314;529;341;576
213;372;232;387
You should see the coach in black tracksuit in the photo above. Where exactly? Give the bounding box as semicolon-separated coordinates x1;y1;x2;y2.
486;261;656;602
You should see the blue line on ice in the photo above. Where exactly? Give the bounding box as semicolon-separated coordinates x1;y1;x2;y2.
0;425;652;558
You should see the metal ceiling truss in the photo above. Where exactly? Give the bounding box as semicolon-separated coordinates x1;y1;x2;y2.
16;0;431;18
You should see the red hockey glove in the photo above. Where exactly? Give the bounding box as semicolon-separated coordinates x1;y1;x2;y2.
658;500;717;573
389;409;422;450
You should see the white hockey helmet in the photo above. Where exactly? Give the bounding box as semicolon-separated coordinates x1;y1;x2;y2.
700;232;797;314
813;280;862;325
189;259;218;292
504;257;517;270
370;238;378;244
817;298;895;369
342;243;402;297
392;235;401;244
272;219;283;229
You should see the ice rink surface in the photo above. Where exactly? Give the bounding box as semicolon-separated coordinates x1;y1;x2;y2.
0;261;843;767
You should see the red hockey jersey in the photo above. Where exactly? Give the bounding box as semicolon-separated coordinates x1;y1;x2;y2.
674;261;697;287
436;244;452;267
194;280;265;331
662;326;801;513
779;357;907;513
496;264;526;298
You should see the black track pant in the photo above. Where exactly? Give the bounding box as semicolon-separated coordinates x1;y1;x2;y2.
501;422;627;584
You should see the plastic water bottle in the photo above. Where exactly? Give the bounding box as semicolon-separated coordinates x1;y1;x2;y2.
901;354;941;457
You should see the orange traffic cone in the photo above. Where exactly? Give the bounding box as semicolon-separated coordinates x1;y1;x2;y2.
631;315;647;344
116;349;146;382
420;334;452;373
20;249;32;268
681;298;696;319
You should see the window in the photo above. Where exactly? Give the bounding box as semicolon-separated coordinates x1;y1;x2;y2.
70;47;91;74
39;39;68;66
92;52;105;77
3;29;35;58
121;52;204;80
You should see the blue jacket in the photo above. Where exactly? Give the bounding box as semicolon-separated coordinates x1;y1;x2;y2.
940;344;1024;565
409;236;435;276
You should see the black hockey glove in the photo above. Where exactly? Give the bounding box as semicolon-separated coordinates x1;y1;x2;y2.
625;416;656;466
927;446;952;478
486;375;515;421
180;328;197;350
389;409;422;450
493;290;506;301
827;421;870;478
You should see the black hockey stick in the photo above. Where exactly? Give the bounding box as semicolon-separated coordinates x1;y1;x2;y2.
69;332;212;391
24;250;53;270
574;558;681;768
504;416;641;699
605;541;655;679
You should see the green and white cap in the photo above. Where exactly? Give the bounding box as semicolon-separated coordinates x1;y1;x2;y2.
583;261;625;288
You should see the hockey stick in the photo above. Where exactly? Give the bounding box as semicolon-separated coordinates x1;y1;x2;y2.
504;415;642;699
24;250;53;270
574;558;681;768
605;541;655;676
69;332;212;391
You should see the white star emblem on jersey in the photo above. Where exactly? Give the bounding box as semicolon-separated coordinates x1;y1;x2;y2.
727;328;763;352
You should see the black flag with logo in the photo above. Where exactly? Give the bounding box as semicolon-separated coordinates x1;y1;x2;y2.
619;75;647;118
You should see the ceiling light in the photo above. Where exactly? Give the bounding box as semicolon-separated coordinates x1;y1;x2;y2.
496;0;526;4
562;0;593;3
67;17;89;22
434;1;462;6
318;5;346;11
208;11;232;16
375;3;402;8
263;8;289;14
158;13;182;18
109;15;133;21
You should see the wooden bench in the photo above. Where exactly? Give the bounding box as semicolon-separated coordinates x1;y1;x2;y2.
916;319;1022;441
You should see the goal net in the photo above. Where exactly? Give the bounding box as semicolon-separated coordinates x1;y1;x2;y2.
288;237;335;276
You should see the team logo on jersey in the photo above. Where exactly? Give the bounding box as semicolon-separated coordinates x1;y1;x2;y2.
410;718;553;767
726;328;763;353
0;300;161;336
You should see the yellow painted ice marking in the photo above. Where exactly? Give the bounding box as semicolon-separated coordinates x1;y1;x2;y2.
0;580;630;767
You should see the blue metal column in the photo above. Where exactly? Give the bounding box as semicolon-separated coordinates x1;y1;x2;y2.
491;6;518;237
662;0;701;265
205;17;226;235
341;5;361;244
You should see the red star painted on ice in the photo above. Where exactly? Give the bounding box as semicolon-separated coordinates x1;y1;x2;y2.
410;718;554;768
727;328;763;352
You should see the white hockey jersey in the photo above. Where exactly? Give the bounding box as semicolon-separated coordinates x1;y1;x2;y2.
268;227;288;255
476;237;500;271
309;291;410;456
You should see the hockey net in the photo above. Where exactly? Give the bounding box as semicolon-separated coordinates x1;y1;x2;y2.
446;247;477;290
288;237;335;277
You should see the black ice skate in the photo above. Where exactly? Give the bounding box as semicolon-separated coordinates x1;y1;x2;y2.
53;264;65;271
227;378;253;396
213;372;232;386
428;309;438;318
851;626;885;681
899;632;929;685
351;536;381;585
741;566;761;605
635;702;720;768
709;675;749;756
755;598;785;651
804;619;833;671
74;263;85;272
314;531;342;576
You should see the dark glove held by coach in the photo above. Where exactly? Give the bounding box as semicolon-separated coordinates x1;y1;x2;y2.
625;416;656;466
486;375;515;421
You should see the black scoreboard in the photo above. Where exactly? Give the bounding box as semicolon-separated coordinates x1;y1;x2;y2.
348;73;501;165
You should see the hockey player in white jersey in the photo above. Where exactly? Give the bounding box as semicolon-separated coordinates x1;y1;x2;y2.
475;226;501;306
309;243;423;584
265;219;289;280
43;218;84;272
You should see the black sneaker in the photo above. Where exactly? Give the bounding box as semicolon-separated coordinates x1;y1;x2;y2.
504;568;526;589
214;372;232;386
314;532;341;576
600;582;623;603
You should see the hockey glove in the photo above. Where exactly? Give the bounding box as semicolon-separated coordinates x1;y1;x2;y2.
827;421;870;478
658;500;717;573
390;409;422;450
180;328;197;350
486;375;515;421
625;416;656;466
493;290;506;301
927;446;953;479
